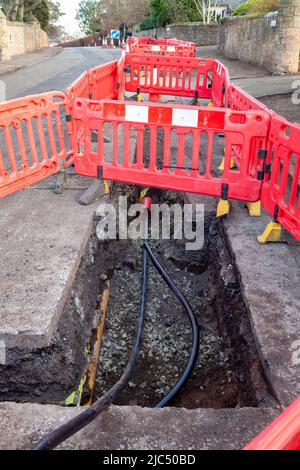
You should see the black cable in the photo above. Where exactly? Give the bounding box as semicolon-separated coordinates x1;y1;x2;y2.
33;213;150;451
33;210;199;448
144;241;200;409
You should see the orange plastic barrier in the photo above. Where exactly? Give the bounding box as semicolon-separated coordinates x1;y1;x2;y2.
227;84;273;177
211;61;230;108
129;37;196;57
73;99;269;203
66;60;125;161
245;397;300;450
261;115;300;241
66;70;90;116
0;92;72;199
124;54;216;100
89;61;119;101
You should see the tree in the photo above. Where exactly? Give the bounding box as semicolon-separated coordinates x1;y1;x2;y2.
140;0;201;30
0;1;64;31
193;0;218;24
103;0;149;30
76;0;104;34
76;0;149;34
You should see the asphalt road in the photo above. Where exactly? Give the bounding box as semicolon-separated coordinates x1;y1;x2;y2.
1;47;121;101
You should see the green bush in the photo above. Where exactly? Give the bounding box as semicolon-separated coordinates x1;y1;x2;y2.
232;2;252;16
233;0;279;17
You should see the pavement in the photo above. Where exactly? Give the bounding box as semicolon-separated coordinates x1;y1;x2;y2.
0;47;61;77
0;402;278;450
198;45;299;97
0;46;122;348
0;181;98;350
0;46;121;100
224;203;300;407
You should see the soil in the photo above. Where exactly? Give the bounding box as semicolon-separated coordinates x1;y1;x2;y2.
0;234;105;404
92;185;276;410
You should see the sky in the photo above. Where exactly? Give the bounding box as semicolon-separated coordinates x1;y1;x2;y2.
58;0;82;35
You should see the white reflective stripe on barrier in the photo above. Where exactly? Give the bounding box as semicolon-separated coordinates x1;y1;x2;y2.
125;105;149;123
172;108;199;128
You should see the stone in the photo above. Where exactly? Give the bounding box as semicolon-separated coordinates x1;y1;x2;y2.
0;402;279;450
79;180;110;206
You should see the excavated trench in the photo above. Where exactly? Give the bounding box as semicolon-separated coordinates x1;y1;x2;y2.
87;185;275;410
0;96;280;409
0;182;276;410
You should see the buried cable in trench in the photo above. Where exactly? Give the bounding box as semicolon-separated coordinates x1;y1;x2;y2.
33;202;200;449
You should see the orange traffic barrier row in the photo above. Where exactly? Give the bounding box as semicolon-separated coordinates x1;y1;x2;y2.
128;37;196;57
0;38;300;244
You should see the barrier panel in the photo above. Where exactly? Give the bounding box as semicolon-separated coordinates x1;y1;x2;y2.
66;70;90;116
73;99;269;203
89;61;119;101
261;114;300;241
227;84;273;177
66;60;125;160
117;56;126;100
245;397;300;450
0;91;72;199
129;37;196;57
211;61;230;108
124;55;216;100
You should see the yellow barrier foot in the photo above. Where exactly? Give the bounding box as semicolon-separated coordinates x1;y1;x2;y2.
217;199;230;218
218;157;236;172
104;180;110;195
208;102;214;108
257;222;282;244
247;201;261;217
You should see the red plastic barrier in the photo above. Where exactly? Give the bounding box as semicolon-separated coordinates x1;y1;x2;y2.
211;61;230;108
129;37;196;57
66;70;90;116
261;114;300;241
245;397;300;450
117;56;126;100
227;84;273;177
0;92;72;199
66;60;125;163
228;84;271;114
89;61;119;101
125;54;215;99
73;99;269;202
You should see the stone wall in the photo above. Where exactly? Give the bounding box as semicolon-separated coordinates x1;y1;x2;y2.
218;16;279;72
218;0;300;74
0;10;48;62
135;22;219;46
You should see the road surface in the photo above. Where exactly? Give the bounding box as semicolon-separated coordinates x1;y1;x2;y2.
1;47;121;101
